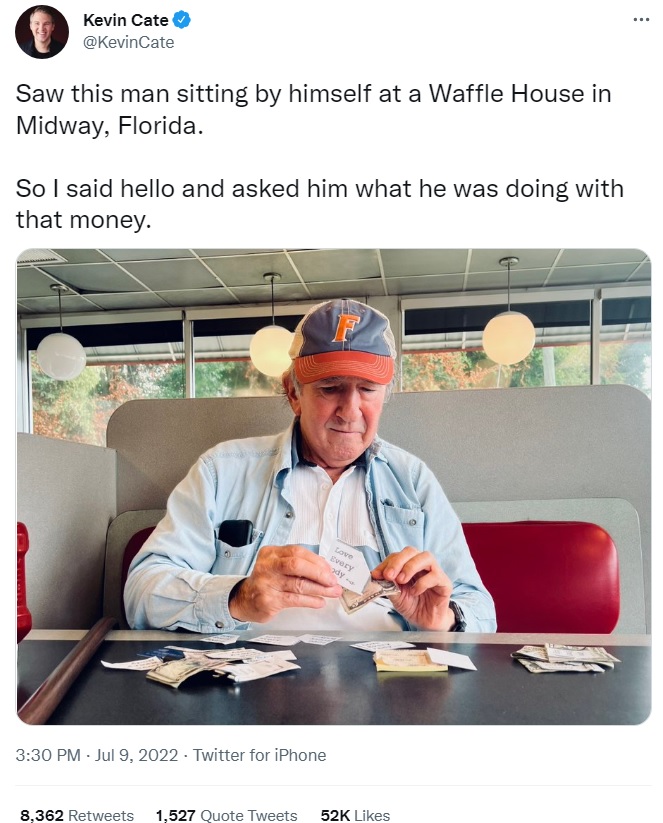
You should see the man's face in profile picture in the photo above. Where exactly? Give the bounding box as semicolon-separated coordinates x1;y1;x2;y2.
30;9;55;49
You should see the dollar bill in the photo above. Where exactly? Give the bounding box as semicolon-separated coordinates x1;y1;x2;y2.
146;658;218;688
545;644;621;664
517;659;606;674
513;644;620;673
340;578;400;614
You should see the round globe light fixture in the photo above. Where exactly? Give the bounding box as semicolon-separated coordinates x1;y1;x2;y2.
482;311;536;365
482;257;536;366
36;332;87;380
249;273;294;377
36;285;87;380
249;324;294;377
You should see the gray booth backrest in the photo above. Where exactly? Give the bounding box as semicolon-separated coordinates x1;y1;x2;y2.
107;385;650;631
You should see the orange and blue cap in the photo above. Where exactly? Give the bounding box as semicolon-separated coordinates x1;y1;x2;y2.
289;299;396;384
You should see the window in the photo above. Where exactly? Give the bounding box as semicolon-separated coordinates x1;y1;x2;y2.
191;316;302;399
27;321;184;446
402;300;592;390
600;297;651;396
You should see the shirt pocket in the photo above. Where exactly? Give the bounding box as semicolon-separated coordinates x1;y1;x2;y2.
380;501;426;553
212;537;260;575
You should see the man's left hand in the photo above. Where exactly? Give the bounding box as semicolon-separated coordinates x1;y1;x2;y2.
371;547;456;631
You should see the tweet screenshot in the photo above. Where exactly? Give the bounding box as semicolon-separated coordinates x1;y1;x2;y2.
8;1;658;820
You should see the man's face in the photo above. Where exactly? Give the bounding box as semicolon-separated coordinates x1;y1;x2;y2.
286;376;387;472
30;11;55;45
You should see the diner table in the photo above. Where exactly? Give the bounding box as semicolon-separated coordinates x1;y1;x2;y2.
17;628;651;725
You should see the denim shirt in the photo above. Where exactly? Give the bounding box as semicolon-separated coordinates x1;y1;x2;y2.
124;422;497;633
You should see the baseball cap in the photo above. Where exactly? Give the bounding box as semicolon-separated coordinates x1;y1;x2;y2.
289;299;396;384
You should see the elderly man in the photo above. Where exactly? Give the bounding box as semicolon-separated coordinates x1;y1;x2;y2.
125;299;496;633
20;6;64;58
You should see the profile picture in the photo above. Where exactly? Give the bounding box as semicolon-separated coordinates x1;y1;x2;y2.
16;5;69;59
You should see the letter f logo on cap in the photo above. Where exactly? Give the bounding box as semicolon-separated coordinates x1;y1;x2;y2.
333;313;361;343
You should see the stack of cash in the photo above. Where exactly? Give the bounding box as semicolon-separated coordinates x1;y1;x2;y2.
147;658;220;688
146;648;299;687
512;643;621;673
373;649;448;672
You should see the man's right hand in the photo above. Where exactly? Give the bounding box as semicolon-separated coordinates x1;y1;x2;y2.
228;544;343;623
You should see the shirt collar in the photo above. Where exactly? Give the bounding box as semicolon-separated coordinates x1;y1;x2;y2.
292;418;371;470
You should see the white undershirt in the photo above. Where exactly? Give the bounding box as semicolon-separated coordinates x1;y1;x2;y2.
262;463;402;631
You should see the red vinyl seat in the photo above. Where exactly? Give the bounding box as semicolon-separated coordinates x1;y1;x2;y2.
119;520;620;633
119;526;156;625
462;521;620;633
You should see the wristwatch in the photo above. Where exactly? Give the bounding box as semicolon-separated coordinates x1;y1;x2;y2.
448;600;467;632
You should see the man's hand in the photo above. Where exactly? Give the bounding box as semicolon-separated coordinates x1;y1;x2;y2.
228;544;343;623
371;546;456;631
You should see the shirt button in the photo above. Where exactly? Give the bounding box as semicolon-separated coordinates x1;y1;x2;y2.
285;511;294;519
215;621;225;629
409;518;417;526
224;550;231;558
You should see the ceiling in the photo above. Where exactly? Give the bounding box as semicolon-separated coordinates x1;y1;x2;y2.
17;248;651;361
16;248;651;317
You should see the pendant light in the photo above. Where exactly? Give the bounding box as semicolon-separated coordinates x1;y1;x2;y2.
249;273;294;377
36;284;87;380
482;257;536;366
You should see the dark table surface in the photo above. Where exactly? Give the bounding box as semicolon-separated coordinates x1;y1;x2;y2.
18;630;651;725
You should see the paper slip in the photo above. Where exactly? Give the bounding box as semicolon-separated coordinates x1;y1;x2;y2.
205;648;297;662
298;634;340;645
328;539;372;592
352;640;415;652
221;658;300;683
426;647;477;671
249;634;301;646
163;645;221;659
102;657;162;671
203;634;240;645
374;650;448;672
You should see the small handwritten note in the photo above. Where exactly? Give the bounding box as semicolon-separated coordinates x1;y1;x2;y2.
329;539;371;592
101;657;161;670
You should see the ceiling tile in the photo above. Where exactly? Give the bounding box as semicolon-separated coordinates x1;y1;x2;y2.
629;261;651;280
50;249;110;264
291;249;380;281
122;259;220;290
87;292;171;311
194;249;283;258
306;278;386;299
386;274;466;294
548;264;641;286
381;249;468;277
229;282;310;303
18;294;95;313
468;249;559;272
466;269;548;290
558;249;647;266
102;249;195;261
155;288;235;307
17;268;63;298
204;252;300;286
36;264;144;293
